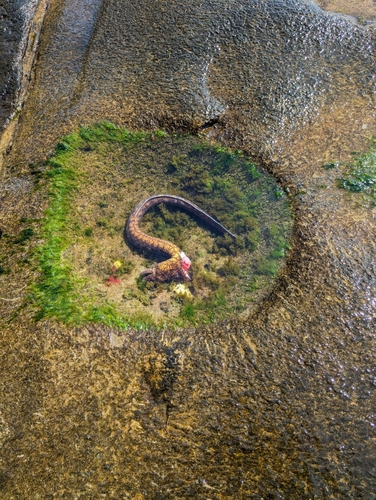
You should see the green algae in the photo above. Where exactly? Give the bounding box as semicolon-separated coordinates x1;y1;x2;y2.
324;139;376;208
338;145;376;203
30;122;292;329
13;227;35;244
0;265;10;275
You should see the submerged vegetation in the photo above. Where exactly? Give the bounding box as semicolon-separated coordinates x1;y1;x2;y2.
25;122;292;329
338;146;376;205
325;139;376;208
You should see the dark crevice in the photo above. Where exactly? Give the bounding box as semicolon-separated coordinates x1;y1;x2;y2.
200;117;220;130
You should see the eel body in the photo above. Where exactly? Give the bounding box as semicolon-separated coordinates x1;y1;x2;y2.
125;194;236;282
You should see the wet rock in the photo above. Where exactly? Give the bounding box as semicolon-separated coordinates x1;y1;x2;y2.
0;412;11;448
0;0;39;128
0;0;376;497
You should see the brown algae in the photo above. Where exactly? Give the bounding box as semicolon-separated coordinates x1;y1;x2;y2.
31;122;293;329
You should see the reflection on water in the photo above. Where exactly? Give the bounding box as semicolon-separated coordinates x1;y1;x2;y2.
9;0;376;167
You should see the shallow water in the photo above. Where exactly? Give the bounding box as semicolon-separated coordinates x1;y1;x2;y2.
27;127;292;329
0;0;376;497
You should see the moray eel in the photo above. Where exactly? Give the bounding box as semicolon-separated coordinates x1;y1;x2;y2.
125;194;236;282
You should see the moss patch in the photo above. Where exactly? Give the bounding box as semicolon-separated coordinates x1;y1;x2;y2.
325;139;376;208
31;122;292;329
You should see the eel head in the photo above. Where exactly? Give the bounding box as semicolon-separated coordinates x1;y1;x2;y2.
141;252;191;282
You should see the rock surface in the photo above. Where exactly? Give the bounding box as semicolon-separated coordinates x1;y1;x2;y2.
316;0;376;22
0;0;376;497
0;0;39;129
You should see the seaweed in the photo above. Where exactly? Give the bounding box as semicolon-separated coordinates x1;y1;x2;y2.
180;303;195;320
13;228;34;244
326;140;376;207
0;265;10;275
219;258;241;277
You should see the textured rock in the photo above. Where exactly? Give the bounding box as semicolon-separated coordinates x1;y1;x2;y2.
0;0;39;128
0;0;376;497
